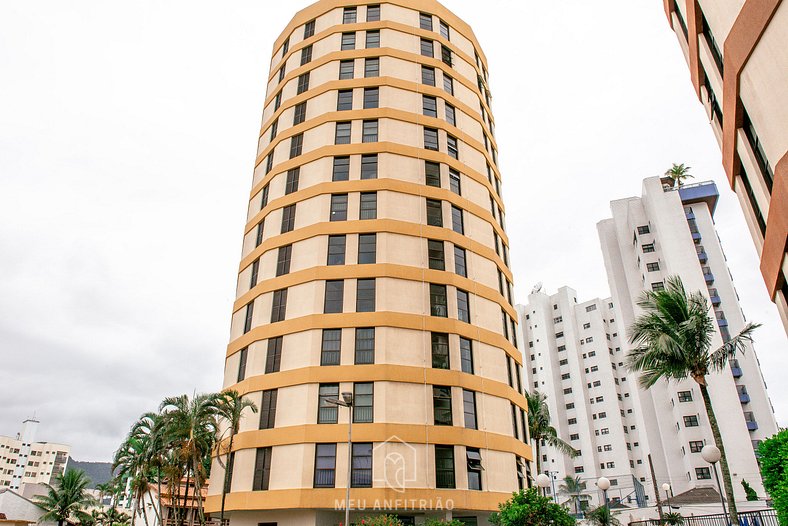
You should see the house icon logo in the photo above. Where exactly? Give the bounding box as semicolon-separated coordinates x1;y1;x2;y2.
372;435;417;493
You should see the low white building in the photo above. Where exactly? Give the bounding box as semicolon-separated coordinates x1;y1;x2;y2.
0;488;55;526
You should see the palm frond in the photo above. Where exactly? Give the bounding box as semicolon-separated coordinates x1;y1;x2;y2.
707;322;760;372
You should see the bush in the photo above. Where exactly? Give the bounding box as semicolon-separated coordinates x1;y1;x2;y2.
741;479;759;501
759;430;788;525
424;520;466;526
585;505;621;526
351;515;404;526
663;512;684;526
490;488;575;526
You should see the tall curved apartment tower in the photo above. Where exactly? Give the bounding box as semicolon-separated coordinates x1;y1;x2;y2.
206;2;530;525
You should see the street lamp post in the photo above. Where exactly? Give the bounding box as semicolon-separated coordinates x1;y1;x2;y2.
702;445;729;526
661;483;672;516
546;470;559;503
327;392;354;526
536;473;551;498
597;477;611;520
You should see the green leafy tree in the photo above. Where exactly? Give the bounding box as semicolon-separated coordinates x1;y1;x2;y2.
525;391;578;474
586;505;620;526
558;476;589;515
216;389;257;526
34;469;96;526
664;163;693;187
741;479;758;501
490;488;575;526
626;276;759;526
759;430;788;525
424;519;466;526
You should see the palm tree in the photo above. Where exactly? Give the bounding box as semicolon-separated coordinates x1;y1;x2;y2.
586;505;620;526
159;393;222;526
525;390;578;475
216;390;257;526
130;412;166;526
626;275;760;526
664;512;685;526
34;469;96;526
558;475;589;515
664;163;693;188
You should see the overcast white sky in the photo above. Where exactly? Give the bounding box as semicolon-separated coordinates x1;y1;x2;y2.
1;1;785;462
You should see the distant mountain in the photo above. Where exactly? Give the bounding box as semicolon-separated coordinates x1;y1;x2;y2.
66;459;113;488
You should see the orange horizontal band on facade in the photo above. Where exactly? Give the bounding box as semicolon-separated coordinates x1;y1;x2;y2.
256;107;497;181
244;177;509;248
262;47;495;153
267;19;486;105
259;74;498;153
227;311;523;365
238;218;514;283
230;363;527;410
229;423;531;458
232;262;516;319
205;487;513;514
270;0;490;77
256;106;501;196
249;141;507;223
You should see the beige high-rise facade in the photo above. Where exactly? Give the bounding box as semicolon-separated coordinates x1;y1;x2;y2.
0;419;70;492
205;2;530;525
662;0;788;332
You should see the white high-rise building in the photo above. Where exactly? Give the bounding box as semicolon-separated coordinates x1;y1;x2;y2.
518;290;647;508
517;176;780;510
0;419;70;492
596;176;778;502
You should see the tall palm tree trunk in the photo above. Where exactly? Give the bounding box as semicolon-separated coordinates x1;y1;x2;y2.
191;454;206;526
180;471;191;526
699;382;738;525
156;470;163;526
219;434;234;526
130;493;138;526
534;441;541;477
139;490;151;526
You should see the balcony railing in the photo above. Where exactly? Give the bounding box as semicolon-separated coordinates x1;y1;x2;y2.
708;287;721;305
744;411;758;431
731;361;743;378
702;266;715;283
351;468;372;487
631;509;778;526
314;469;336;488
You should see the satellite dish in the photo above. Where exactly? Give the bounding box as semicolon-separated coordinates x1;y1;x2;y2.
531;282;543;294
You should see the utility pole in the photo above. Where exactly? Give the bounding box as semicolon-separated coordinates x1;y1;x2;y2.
648;454;665;524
